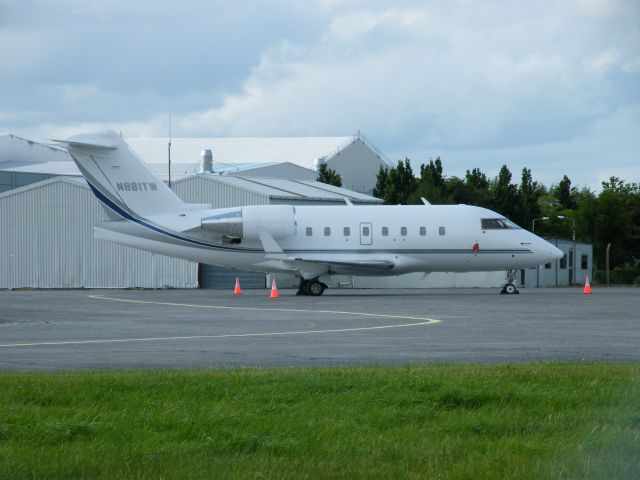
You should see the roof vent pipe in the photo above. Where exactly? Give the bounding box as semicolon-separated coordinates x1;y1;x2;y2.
314;156;327;172
201;149;213;173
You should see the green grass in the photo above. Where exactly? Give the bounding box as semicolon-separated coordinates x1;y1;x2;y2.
0;364;638;479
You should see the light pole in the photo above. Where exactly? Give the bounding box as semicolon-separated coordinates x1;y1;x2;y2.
532;217;549;233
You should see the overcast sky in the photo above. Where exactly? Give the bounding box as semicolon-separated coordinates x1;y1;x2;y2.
1;0;638;190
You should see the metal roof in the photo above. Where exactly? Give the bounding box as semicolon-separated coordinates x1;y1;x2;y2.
144;160;315;180
0;161;81;176
1;174;381;204
174;175;382;204
1;134;357;179
0;176;86;199
127;136;353;168
0;160;313;181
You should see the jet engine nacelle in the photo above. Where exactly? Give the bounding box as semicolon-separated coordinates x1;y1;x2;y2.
242;205;296;241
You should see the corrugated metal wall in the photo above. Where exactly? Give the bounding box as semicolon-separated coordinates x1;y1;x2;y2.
199;265;266;289
0;179;197;288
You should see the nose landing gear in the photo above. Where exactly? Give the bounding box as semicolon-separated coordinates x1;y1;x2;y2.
296;278;327;296
500;269;520;295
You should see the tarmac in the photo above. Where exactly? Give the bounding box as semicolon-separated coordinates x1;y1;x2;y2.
0;287;638;371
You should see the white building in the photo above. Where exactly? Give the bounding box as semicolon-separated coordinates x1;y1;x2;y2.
526;238;594;288
1;132;391;194
0;175;381;289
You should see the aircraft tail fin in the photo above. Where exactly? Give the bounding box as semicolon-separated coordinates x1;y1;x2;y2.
56;131;185;220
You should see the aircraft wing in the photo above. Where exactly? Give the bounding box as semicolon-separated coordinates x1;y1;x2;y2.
257;229;396;275
286;257;395;270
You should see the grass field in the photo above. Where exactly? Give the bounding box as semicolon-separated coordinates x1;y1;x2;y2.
0;364;638;479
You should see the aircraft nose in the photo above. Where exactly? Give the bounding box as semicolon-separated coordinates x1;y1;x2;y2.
550;245;564;260
537;240;563;262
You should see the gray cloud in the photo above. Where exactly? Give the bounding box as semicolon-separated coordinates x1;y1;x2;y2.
1;0;638;189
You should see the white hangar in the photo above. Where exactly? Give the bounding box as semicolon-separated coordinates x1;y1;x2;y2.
0;174;381;289
0;132;390;195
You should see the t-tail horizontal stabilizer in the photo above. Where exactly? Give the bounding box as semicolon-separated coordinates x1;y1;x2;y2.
54;130;187;220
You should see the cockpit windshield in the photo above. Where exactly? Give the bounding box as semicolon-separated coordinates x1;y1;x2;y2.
481;218;521;230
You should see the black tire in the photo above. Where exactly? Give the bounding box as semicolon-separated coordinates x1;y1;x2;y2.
504;283;517;295
308;280;325;296
300;280;312;295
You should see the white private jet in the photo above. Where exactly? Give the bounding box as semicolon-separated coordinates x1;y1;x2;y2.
56;131;563;296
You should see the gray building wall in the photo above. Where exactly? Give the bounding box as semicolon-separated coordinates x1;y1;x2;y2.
0;178;197;289
325;138;389;195
225;163;317;181
529;238;593;287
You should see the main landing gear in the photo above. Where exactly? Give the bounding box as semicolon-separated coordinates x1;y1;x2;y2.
297;278;327;296
500;269;520;295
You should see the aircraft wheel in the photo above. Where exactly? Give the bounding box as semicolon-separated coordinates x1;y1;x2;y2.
299;280;312;296
308;280;326;296
503;283;518;295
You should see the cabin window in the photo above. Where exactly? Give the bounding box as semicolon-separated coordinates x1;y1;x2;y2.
545;262;552;269
343;227;350;236
400;226;407;236
382;226;389;236
306;227;313;236
439;226;446;236
419;226;426;236
324;227;331;237
581;255;588;269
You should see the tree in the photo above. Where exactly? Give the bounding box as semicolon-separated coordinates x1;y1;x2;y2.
316;163;342;187
372;159;417;205
517;167;542;229
372;165;389;200
462;167;492;207
596;177;637;269
411;157;449;204
557;175;576;209
382;158;417;205
490;165;519;221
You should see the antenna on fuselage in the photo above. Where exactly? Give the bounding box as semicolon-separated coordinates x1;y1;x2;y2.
420;197;431;205
168;113;172;189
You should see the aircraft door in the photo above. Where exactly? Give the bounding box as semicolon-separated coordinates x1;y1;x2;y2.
360;222;372;245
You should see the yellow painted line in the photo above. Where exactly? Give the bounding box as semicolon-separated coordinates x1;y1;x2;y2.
0;295;441;348
88;295;442;322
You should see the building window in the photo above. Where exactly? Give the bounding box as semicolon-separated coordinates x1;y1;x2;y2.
419;226;426;236
439;226;446;236
324;227;331;237
400;226;407;236
382;227;389;236
306;227;312;236
581;255;588;269
343;227;350;237
544;262;552;269
560;255;567;269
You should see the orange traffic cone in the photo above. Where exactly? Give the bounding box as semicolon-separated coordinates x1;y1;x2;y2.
583;276;592;295
269;277;279;299
233;276;242;295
